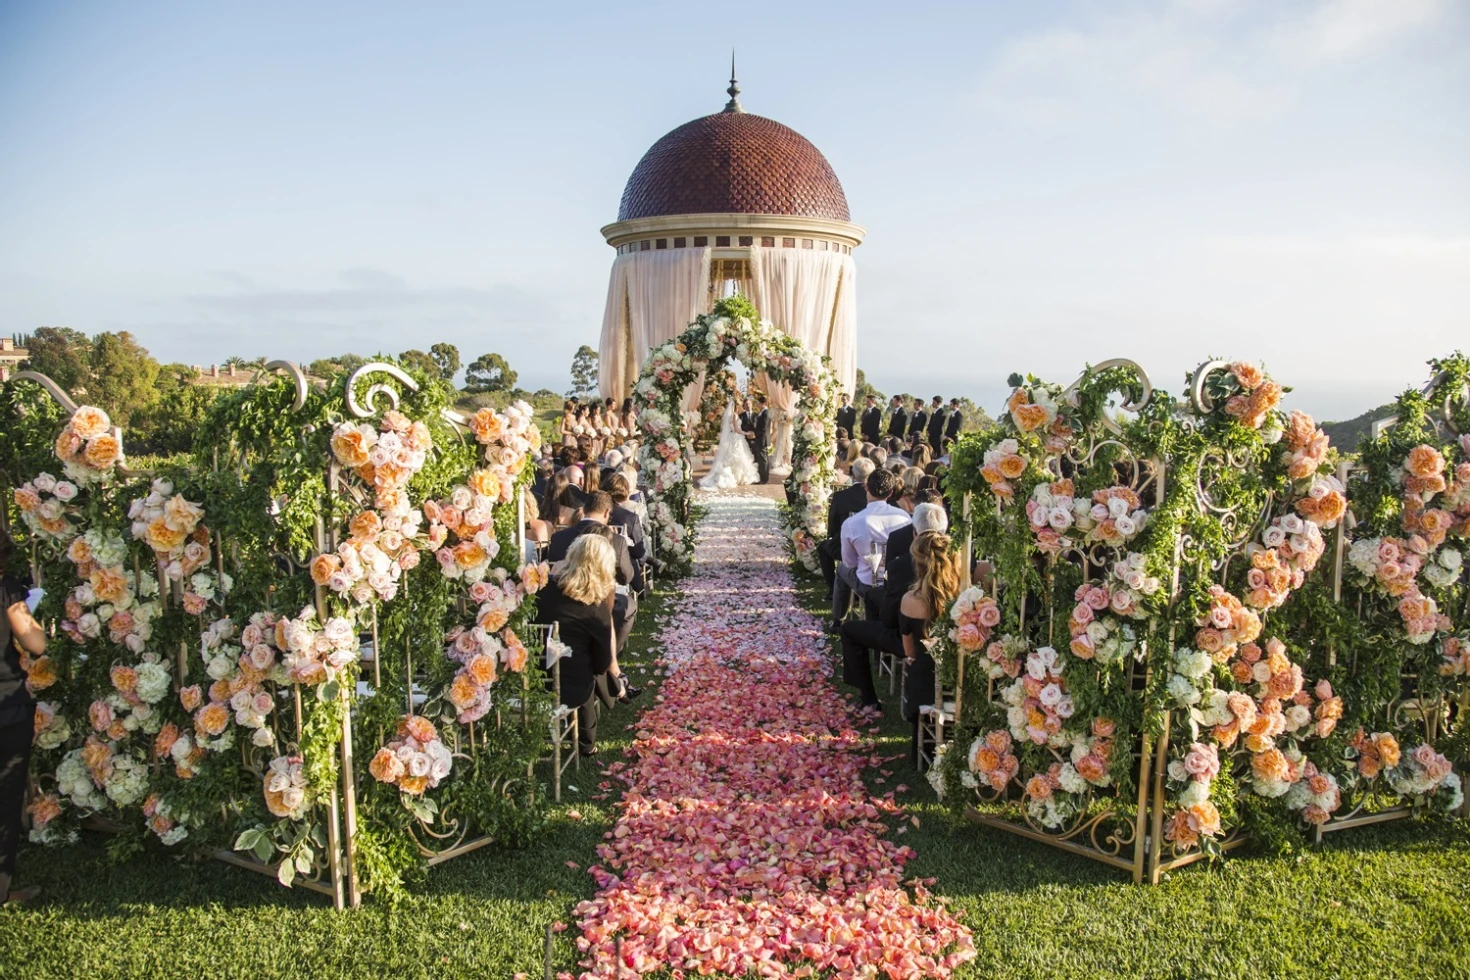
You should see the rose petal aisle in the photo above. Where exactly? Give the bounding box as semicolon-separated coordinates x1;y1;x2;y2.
573;491;975;979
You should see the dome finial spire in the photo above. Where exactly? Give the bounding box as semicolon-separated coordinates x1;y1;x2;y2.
724;51;744;114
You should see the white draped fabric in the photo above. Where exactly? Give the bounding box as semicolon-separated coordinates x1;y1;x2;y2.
747;247;858;468
598;248;713;400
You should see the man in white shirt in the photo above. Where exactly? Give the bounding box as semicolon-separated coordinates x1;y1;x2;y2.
832;468;910;630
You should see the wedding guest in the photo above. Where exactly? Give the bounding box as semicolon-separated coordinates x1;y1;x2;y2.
835;392;857;440
945;398;964;442
860;394;883;444
907;398;928;447
910;443;932;470
546;491;638;652
541;470;582;530
927;396;946;451
837;502;944;713
620;398;637;440
869;447;888;469
901;530;962;762
886;496;946;573
886;395;908;441
819;457;875;592
834;469;910;630
601;472;647;596
534;534;622;756
559;402;578;447
1;534;44;905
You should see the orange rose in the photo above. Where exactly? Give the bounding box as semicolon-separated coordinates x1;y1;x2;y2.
466;654;498;686
973;747;1000;773
348;511;381;543
310;553;342;586
110;664;138;694
369;747;404;783
998;454;1028;479
1007;389;1030;414
467;468;502;500
401;715;437;744
469;408;503;444
1230;362;1264;390
13;487;41;512
448;674;479;709
69;405;112;439
154;723;180;759
179;685;203;711
1013;403;1049;432
398;774;429;796
145;517;188;554
24;655;57;690
90;564;130;604
453;541;488;569
83;433;122;470
477;607;509;633
331;425;374;467
194;703;230;737
1189;801;1222;837
1407;444;1445;479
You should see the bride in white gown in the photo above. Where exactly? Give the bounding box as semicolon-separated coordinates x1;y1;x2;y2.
699;399;760;490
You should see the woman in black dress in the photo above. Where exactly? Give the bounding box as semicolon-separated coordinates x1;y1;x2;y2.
535;533;619;755
1;531;45;905
900;531;961;765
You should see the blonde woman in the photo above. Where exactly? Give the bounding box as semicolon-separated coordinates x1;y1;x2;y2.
536;534;616;755
900;531;961;762
559;402;578;448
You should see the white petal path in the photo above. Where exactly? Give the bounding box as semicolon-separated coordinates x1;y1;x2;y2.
573;491;975;978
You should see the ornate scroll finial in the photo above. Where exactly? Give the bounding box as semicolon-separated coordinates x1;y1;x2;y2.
724;52;744;114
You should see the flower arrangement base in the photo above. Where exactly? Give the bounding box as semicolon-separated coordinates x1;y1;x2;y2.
965;805;1150;882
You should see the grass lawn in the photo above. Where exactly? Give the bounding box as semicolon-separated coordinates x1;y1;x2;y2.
3;579;1469;980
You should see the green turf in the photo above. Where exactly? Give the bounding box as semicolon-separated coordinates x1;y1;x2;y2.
3;580;1469;980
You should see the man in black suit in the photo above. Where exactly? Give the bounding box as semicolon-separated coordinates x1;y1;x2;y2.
818;457;875;592
927;396;946;451
738;397;754;437
836;498;946;712
859;394;882;445
886;395;908;441
907;397;927;449
835;392;857;439
945;398;963;443
546;491;638;651
749;393;771;483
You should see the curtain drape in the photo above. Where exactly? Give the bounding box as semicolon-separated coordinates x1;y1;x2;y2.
747;247;857;468
598;248;712;400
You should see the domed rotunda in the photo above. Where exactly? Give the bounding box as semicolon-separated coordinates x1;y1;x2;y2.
597;70;864;402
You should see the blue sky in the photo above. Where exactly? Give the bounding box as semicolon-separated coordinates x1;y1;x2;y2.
1;0;1466;420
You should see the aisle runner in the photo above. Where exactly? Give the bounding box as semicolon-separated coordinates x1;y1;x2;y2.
574;492;974;979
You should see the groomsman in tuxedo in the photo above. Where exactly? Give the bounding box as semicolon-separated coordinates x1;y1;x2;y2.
907;397;928;449
945;398;964;444
859;394;882;445
835;392;857;439
749;393;771;483
738;397;754;436
886;395;908;442
926;396;946;451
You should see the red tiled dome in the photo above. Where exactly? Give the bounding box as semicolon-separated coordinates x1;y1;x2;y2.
618;112;850;223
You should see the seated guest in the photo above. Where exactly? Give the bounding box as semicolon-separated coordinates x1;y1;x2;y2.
534;534;628;756
869;447;888;469
819;457;875;593
541;470;581;530
910;443;932;470
834;468;910;631
837;502;943;713
601;472;647;596
885;496;946;577
901;530;962;762
547;491;638;654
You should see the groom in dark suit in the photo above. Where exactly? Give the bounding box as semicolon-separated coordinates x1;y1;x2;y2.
748;393;771;483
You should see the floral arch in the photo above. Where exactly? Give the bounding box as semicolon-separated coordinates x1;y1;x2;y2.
632;295;840;571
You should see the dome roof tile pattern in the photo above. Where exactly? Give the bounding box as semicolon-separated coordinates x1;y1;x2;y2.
618;112;850;223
